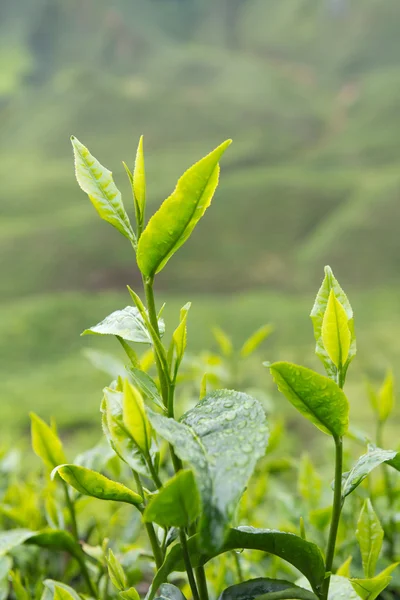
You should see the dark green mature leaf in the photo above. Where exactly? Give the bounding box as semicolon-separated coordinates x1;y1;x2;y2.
52;464;143;506
101;387;154;477
310;266;356;380
341;448;397;498
218;578;317;600
148;390;269;552
26;529;82;559
143;469;200;528
71;136;135;243
146;527;325;600
155;584;187;600
82;306;165;344
137;140;231;277
127;367;165;412
268;362;349;437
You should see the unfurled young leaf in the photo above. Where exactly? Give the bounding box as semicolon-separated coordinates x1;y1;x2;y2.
213;327;233;357
9;570;30;600
321;289;351;369
350;574;392;600
137;140;231;277
71;136;135;243
336;556;352;578
310;266;356;380
53;586;77;600
356;499;384;578
147;390;269;552
268;362;349;437
106;549;127;591
82;306;165;344
123;135;146;227
341;448;397;498
120;588;140;600
143;469;200;528
128;367;165;412
171;302;191;372
240;325;273;358
30;413;66;470
52;464;143;506
123;380;152;455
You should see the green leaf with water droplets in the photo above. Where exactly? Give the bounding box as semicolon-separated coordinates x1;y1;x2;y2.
155;584;187;600
218;578;317;600
52;464;143;506
137;140;231;277
147;390;269;552
356;499;383;578
297;575;359;600
71;136;135;243
82;306;165;344
268;362;349;437
310;266;356;380
341;448;397;498
146;527;325;600
143;469;200;528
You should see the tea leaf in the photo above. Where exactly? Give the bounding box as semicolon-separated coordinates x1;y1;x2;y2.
9;570;30;600
82;306;165;344
298;454;321;507
123;135;146;226
30;414;67;470
356;500;383;578
53;585;77;600
171;302;191;371
52;464;143;506
147;527;325;600
218;578;317;600
106;549;127;591
0;529;34;557
297;575;359;600
341;448;397;498
71;136;135;243
378;370;394;422
120;589;141;600
128;367;165;412
268;362;349;437
350;574;392;600
147;390;269;552
213;327;233;357
240;325;273;358
321;290;351;369
26;529;81;559
123;380;152;455
336;556;352;578
143;469;200;528
155;584;187;600
42;581;81;600
310;266;356;380
137;140;231;277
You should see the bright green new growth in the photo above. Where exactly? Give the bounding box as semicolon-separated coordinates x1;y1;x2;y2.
137;139;231;277
356;499;384;578
321;289;350;369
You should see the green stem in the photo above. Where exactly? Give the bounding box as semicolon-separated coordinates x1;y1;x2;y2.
63;484;97;597
194;564;209;600
133;471;164;569
179;530;200;600
321;436;343;600
233;551;244;583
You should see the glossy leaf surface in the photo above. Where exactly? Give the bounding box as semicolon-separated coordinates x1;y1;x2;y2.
356;500;383;578
147;390;268;552
342;448;396;498
268;362;349;437
321;289;350;368
107;549;127;591
350;575;392;600
128;367;165;411
155;584;187;600
42;581;81;600
123;380;152;455
137;140;231;277
82;306;165;344
143;469;200;528
71;136;135;242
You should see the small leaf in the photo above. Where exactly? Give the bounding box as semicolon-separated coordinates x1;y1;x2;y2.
71;136;135;243
297;575;359;600
218;578;317;600
82;306;165;344
30;414;66;471
310;266;356;380
155;584;187;600
350;575;391;600
143;469;200;528
147;390;269;552
378;370;395;422
123;380;152;455
53;585;77;600
106;549;127;591
213;327;233;357
9;571;30;600
146;527;325;600
321;289;351;369
128;367;165;412
268;362;349;437
43;580;81;600
171;303;191;371
137;140;231;277
25;529;81;559
0;529;34;557
336;556;352;578
341;448;397;498
52;464;143;506
356;499;383;578
124;135;146;226
120;589;140;600
240;325;273;358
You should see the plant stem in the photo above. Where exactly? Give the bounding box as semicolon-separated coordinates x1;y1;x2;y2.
233;551;244;583
133;470;164;569
321;435;343;600
63;483;97;596
179;530;200;600
194;564;209;600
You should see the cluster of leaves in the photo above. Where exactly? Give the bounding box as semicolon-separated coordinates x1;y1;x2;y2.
1;136;400;600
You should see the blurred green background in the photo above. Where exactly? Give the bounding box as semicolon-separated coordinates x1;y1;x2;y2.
2;0;400;447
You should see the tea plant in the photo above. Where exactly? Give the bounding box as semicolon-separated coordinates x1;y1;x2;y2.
1;135;400;600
